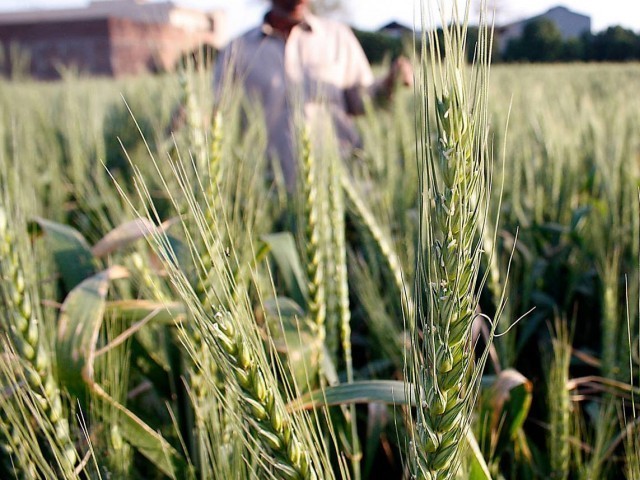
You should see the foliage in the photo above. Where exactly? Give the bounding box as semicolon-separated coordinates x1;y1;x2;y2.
353;29;405;64
588;26;640;61
504;19;564;62
502;19;640;63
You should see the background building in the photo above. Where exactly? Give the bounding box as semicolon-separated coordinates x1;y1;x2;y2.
377;20;414;39
0;0;226;79
497;5;591;52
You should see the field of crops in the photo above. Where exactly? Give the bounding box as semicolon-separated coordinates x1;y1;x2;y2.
1;21;640;480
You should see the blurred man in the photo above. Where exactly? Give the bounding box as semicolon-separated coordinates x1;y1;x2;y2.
214;0;412;190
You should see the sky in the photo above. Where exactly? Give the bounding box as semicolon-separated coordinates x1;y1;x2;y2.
1;0;639;41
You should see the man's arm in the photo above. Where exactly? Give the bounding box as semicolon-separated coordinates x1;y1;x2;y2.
371;56;414;101
341;26;413;115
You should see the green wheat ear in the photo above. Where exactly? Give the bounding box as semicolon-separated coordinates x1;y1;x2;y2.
123;129;327;479
548;319;572;480
0;205;77;474
409;3;494;479
299;128;328;365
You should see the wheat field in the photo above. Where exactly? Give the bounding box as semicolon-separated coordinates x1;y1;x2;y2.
1;9;640;480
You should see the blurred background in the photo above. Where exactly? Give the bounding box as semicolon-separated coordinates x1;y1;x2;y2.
1;0;640;79
2;0;640;36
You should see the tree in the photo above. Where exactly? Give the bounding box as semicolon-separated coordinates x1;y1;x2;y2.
560;36;587;62
504;18;564;62
590;26;640;61
353;29;403;64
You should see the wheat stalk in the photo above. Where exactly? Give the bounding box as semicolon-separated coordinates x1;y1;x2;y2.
342;171;413;321
122;136;326;479
179;71;207;174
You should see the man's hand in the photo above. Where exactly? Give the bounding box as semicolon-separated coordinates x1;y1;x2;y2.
378;56;414;101
389;56;414;88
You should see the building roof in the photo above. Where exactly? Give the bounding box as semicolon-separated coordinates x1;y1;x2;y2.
0;0;216;26
543;6;590;21
501;5;591;31
378;21;413;32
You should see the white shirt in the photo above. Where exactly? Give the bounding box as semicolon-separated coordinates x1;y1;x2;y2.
214;13;375;188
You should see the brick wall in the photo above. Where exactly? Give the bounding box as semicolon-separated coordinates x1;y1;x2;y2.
0;19;112;79
108;17;216;75
0;16;218;79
